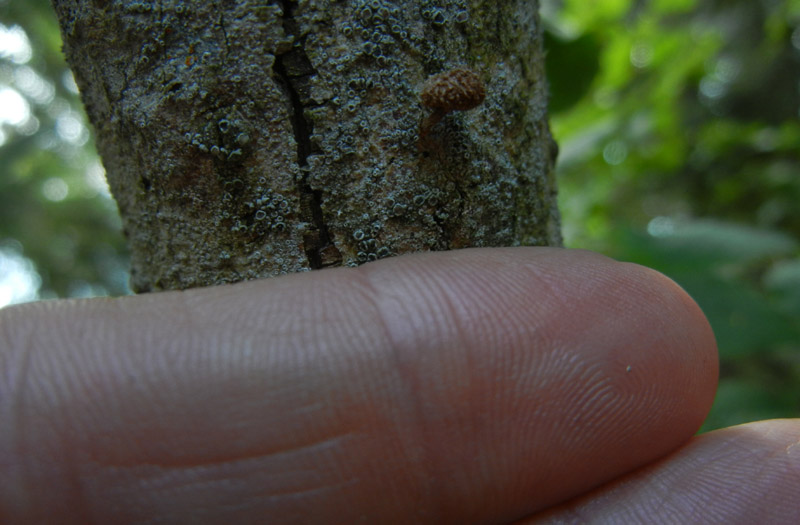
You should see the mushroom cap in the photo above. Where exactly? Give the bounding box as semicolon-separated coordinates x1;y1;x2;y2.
421;68;486;112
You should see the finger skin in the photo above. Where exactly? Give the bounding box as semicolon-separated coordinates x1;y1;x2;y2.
0;247;717;523
523;419;800;524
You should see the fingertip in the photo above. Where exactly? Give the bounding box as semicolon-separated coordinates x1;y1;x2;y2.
356;247;720;518
603;260;719;420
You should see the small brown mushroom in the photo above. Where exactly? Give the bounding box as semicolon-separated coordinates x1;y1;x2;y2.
420;68;486;139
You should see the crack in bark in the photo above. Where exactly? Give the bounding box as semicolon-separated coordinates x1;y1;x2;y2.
275;0;339;269
217;2;230;56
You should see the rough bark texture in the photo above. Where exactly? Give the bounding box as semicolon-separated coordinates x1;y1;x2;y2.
52;0;561;292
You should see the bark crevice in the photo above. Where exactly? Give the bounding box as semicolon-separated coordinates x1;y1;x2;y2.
275;0;337;269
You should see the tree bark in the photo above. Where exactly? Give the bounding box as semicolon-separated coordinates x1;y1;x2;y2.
52;0;561;292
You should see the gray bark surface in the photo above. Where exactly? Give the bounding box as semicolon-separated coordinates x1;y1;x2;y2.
52;0;561;292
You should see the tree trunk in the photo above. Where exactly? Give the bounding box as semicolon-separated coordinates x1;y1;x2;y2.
51;0;561;292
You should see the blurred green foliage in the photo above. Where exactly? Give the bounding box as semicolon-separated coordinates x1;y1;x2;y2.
543;0;800;430
0;0;798;430
0;0;129;301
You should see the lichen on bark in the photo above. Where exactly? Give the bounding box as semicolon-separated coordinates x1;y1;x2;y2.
52;0;561;292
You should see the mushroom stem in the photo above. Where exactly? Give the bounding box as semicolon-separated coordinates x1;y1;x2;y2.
420;108;447;140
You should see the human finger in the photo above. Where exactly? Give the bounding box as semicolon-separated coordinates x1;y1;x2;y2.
0;247;717;523
522;419;800;524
